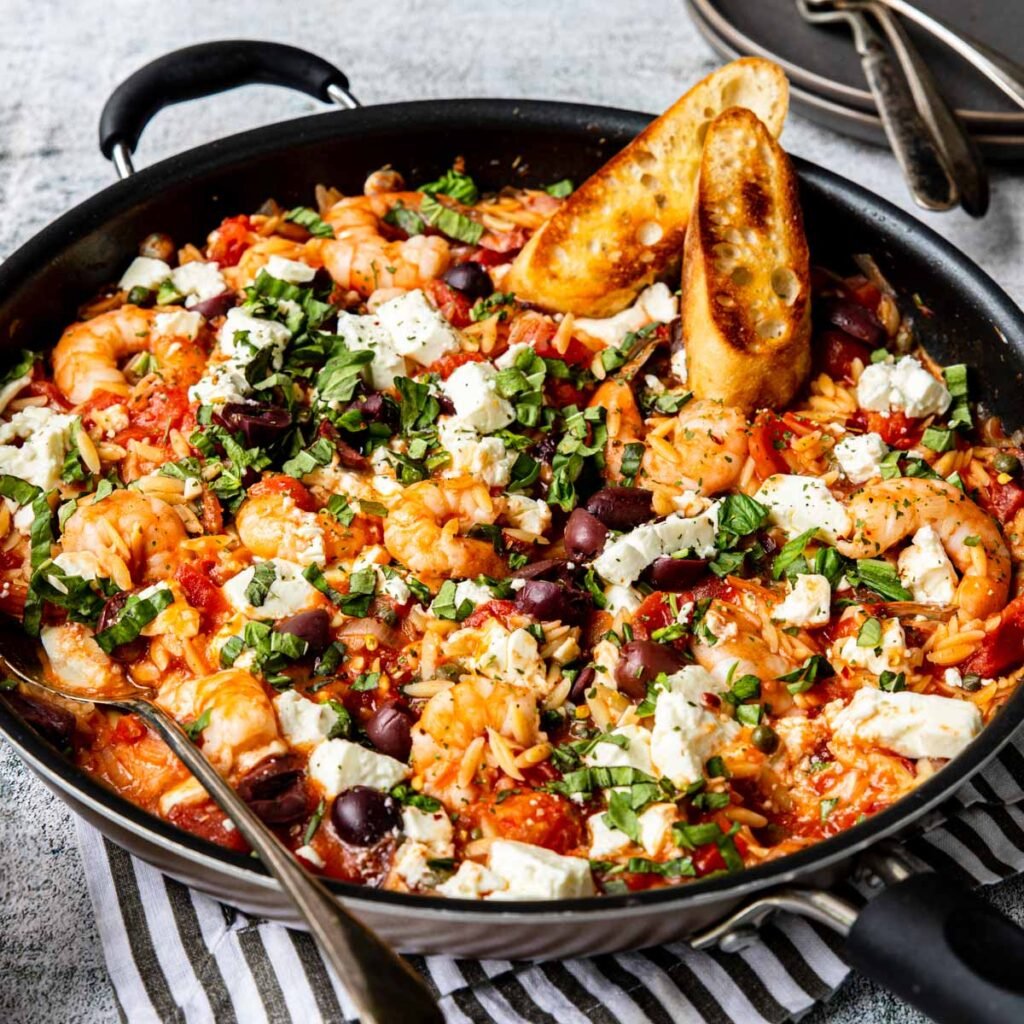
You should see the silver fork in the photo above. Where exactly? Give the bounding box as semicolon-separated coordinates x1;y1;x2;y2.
795;0;958;212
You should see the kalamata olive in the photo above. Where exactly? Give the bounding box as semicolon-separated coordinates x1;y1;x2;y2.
274;609;331;657
514;579;591;626
238;755;311;825
97;591;148;663
614;640;687;699
644;556;708;591
356;392;398;428
2;691;76;748
509;558;571;582
535;434;559;464
442;261;494;299
569;665;596;704
218;403;292;448
585;487;655;531
436;393;456;416
751;724;780;755
139;232;175;263
331;785;402;846
564;508;608;562
365;704;413;761
822;297;883;346
189;291;236;320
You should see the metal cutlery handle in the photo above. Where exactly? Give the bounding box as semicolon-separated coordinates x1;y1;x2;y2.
121;696;442;1024
875;0;1024;111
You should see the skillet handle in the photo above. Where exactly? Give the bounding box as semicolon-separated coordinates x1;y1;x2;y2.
844;872;1024;1023
98;40;359;178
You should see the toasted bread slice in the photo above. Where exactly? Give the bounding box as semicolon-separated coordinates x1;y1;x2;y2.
504;58;789;317
681;107;810;413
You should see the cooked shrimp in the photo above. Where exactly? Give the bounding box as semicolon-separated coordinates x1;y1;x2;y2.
320;193;451;297
837;478;1011;620
52;305;207;405
231;237;313;288
383;477;506;585
156;668;285;778
411;676;540;807
41;622;126;696
235;491;377;566
61;489;187;586
642;399;750;496
590;379;643;483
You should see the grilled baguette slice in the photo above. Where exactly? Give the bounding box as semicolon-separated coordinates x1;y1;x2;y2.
504;58;789;318
681;107;810;413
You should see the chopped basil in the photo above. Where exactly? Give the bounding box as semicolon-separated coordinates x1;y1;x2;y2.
419;194;483;245
394;377;441;434
183;708;212;741
723;674;761;705
921;426;955;453
304;798;326;844
602;789;641;843
219;635;245;668
325;494;356;526
419;168;480;205
878;670;906;692
779;654;835;695
95;586;174;654
357;499;388;518
0;475;41;508
625;856;695;878
944;364;972;430
245;561;277;607
705;755;730;779
819;797;839;821
715;494;769;549
284;206;335;238
430;580;475;622
282;436;335;478
620;443;644;486
351;671;380;692
390;784;442;813
470;292;516;322
544;179;574;198
853;559;912;601
382;202;426;236
772;528;818;580
736;703;763;727
857;616;882;648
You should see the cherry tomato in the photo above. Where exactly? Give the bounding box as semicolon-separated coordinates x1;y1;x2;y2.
168;799;250;852
429;350;486;380
466;791;583;854
174;562;228;622
863;410;923;450
247;474;317;512
978;478;1024;525
749;411;793;481
207;215;253;267
963;595;1024;679
423;279;473;328
462;599;517;630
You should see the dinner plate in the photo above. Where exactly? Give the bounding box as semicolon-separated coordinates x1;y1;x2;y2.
685;0;1024;158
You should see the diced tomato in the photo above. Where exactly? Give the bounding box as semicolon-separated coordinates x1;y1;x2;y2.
816;329;873;382
429;350;486;380
462;599;517;630
632;593;675;637
692;843;727;876
844;275;882;311
864;410;922;450
978;478;1024;525
465;791;583;854
114;384;191;446
247;474;317;512
24;379;71;411
507;312;557;349
535;336;594;368
545;377;589;408
462;246;513;268
111;714;147;744
423;279;473;328
478;227;527;254
749;411;793;481
962;595;1024;678
174;562;227;623
206;215;252;268
168;800;250;853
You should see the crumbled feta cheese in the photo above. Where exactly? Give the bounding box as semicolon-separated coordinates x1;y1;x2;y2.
450;579;495;609
603;584;642;615
827;687;981;760
381;571;412;605
670;346;688;384
637;803;677;857
856;356;951;419
51;551;101;581
153;309;203;340
436;860;506;899
481;626;546;691
222;559;319;619
274;690;340;747
574;284;678;347
755;474;852;544
334;310;407;391
437;416;514;487
485;840;595;900
593;504;720;586
834;432;888;484
41;623;119;690
401;805;453;852
441;362;515;434
897;526;958;605
502;495;552;536
944;668;964;689
307;739;410;797
587;813;633;858
171;261;227;307
0;406;78;491
773;574;831;627
392;843;438;889
376;288;462;366
295;844;325;869
119;256;171;292
835;617;909;676
265;255;316;284
583;724;655;776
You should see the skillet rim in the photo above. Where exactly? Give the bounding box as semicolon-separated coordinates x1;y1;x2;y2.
1;97;1023;917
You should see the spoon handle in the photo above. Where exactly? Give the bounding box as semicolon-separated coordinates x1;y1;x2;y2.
121;697;442;1024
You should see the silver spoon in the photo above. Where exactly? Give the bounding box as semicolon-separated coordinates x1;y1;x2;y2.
795;0;958;212
0;618;442;1024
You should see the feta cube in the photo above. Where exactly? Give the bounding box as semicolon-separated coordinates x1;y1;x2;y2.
857;356;951;419
603;584;643;615
376;289;462;366
503;495;552;536
486;840;595;900
119;256;171;292
754;474;852;544
392;842;438;889
944;668;964;689
307;738;410;797
0;406;78;491
574;284;677;347
274;690;340;747
835;617;909;676
582;723;655;777
334;310;407;391
897;526;958;605
450;579;495;609
401;805;453;853
153;309;203;341
218;308;291;362
827;687;981;760
222;559;319;620
637;803;677;857
436;860;506;899
834;432;888;484
773;574;831;627
171;261;227;306
441;362;514;433
437;417;514;487
264;255;316;284
650;688;740;788
587;813;632;858
295;844;325;869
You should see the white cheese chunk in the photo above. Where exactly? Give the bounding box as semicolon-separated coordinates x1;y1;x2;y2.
670;346;688;385
119;256;171;292
392;842;439;889
835;617;909;676
828;687;981;760
637;803;677;857
0;406;78;491
449;579;495;610
333;310;407;392
376;288;462;366
574;284;677;347
754;474;852;544
172;261;227;306
436;860;506;899
265;255;316;284
834;432;888;484
437;416;514;487
480;625;546;692
603;584;643;615
582;724;655;777
944;668;964;689
587;813;632;858
274;690;340;747
401;805;453;853
153;309;203;340
222;559;319;620
897;526;958;605
856;356;951;419
593;504;719;587
308;738;410;797
503;495;552;536
295;844;325;869
773;574;831;627
440;362;515;434
486;840;595;900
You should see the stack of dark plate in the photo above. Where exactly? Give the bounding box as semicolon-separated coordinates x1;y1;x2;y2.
685;0;1024;158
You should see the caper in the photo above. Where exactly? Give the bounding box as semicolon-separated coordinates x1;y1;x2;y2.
993;452;1021;476
751;724;780;754
962;673;984;692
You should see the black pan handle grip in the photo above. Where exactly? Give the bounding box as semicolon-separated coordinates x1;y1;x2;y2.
99;40;357;170
844;872;1024;1023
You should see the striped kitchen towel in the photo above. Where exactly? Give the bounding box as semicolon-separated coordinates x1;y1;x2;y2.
76;732;1024;1024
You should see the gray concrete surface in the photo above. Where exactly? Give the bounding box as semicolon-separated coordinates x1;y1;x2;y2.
1;1;1023;1021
